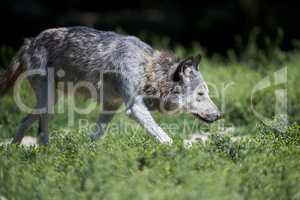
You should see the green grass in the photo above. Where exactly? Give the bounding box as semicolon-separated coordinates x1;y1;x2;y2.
1;38;300;199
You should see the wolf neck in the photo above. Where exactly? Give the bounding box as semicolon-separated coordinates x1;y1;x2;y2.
144;51;179;98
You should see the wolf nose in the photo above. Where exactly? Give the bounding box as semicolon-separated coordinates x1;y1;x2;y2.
217;112;223;119
207;112;222;121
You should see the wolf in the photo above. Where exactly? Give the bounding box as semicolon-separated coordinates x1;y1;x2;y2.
0;26;222;145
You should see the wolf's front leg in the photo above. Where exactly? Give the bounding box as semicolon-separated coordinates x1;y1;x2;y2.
127;96;173;145
90;101;122;141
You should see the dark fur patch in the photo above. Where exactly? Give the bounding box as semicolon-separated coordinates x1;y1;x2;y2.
144;51;179;98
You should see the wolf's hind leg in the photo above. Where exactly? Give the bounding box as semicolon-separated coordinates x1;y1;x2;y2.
38;114;48;145
89;101;122;141
29;76;57;146
35;74;57;145
11;114;39;144
11;47;51;145
12;77;50;145
127;96;173;145
37;82;50;145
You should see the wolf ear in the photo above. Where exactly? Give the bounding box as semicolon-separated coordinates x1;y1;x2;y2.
172;55;201;81
193;54;201;68
172;57;194;82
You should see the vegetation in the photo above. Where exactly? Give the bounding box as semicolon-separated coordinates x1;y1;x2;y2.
0;34;300;200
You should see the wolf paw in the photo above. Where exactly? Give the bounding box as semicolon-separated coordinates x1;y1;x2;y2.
158;136;173;145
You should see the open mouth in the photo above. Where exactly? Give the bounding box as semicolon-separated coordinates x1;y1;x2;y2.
192;113;214;123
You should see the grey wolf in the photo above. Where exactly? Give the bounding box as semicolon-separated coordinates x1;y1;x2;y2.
0;26;222;145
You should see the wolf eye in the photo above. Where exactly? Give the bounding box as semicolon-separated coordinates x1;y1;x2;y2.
198;92;204;96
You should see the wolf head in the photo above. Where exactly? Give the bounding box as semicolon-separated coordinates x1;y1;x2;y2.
162;55;222;123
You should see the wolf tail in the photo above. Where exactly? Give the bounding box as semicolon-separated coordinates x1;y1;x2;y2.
0;38;32;96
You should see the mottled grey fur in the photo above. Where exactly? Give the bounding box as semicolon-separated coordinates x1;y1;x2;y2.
1;26;221;145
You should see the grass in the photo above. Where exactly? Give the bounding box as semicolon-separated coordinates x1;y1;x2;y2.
0;34;300;200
